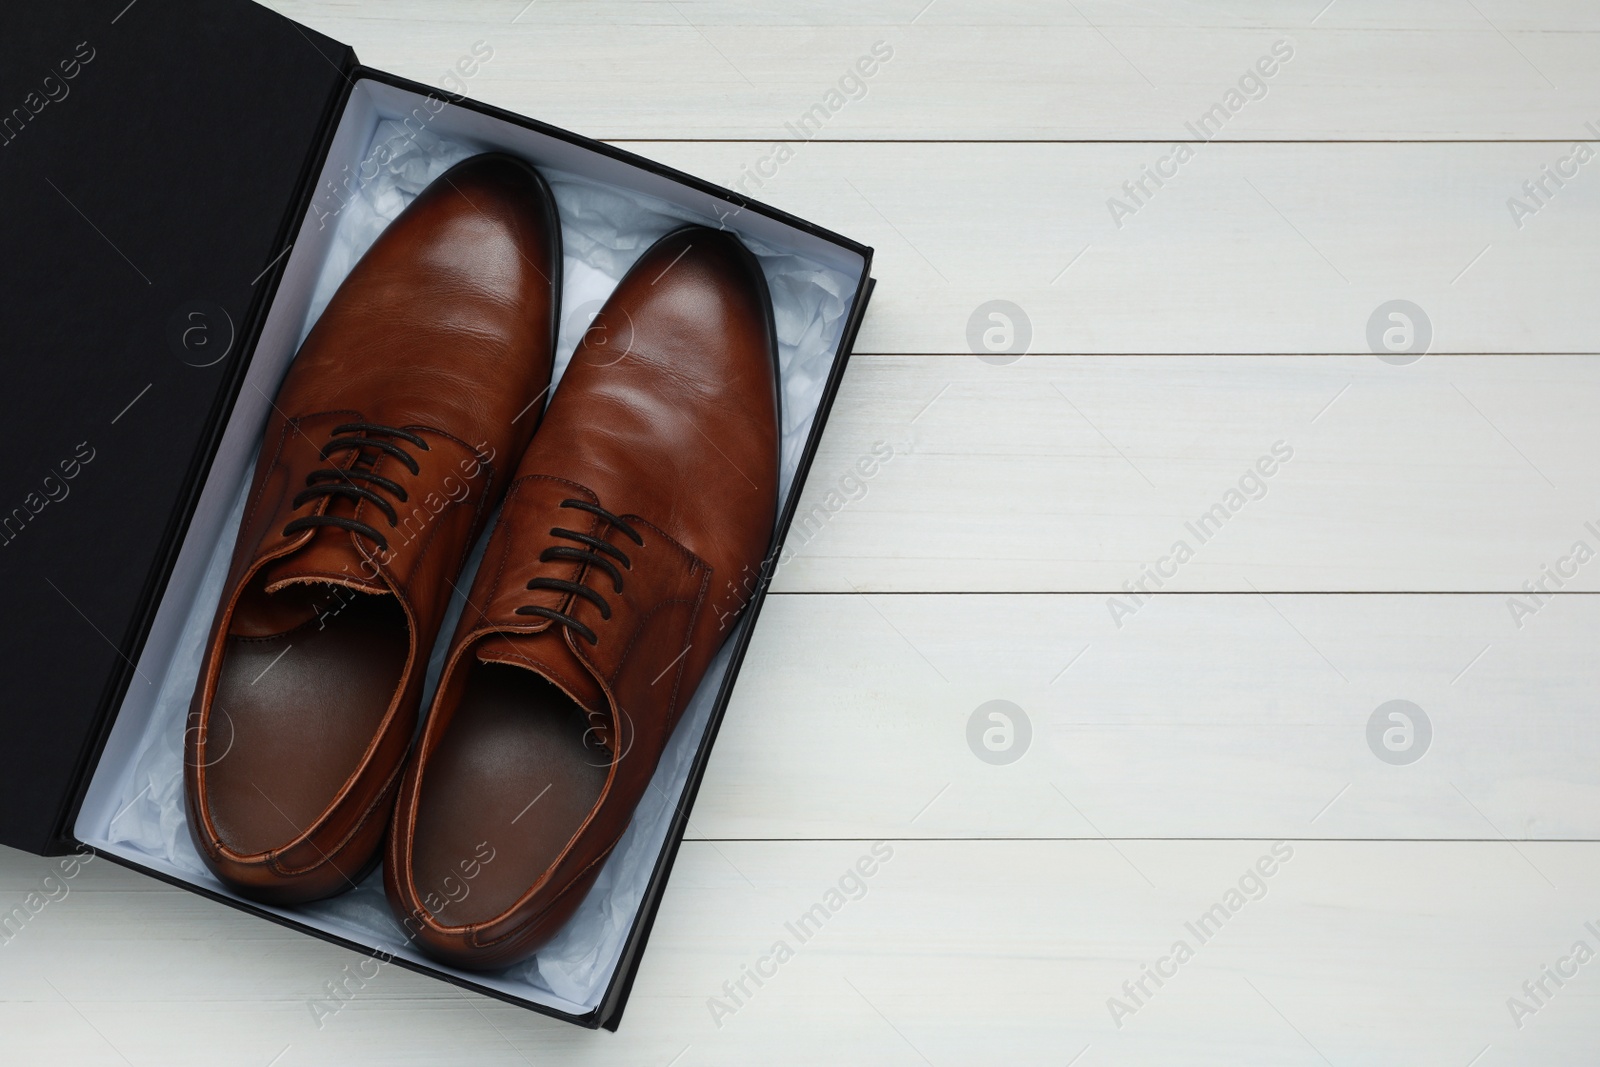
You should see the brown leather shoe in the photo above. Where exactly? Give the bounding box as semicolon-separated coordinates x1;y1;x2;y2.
184;154;562;905
384;226;780;968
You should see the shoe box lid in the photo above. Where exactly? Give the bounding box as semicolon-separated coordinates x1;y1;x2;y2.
0;0;352;856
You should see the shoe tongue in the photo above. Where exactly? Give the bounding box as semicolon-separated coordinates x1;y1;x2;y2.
257;527;391;598
474;627;608;717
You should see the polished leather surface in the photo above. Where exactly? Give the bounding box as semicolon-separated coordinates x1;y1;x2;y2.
185;154;560;904
386;226;780;968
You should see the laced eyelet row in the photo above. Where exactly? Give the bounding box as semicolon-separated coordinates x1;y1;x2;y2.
280;423;429;553
514;499;643;645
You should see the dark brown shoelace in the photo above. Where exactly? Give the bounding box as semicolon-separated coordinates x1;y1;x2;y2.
516;499;643;645
281;423;429;554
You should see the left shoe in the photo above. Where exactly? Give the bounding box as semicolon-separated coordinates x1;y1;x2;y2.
183;153;563;905
384;226;780;969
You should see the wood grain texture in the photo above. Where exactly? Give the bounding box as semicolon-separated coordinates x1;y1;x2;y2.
777;354;1600;592
259;0;1600;141
3;840;1597;1065
699;592;1600;840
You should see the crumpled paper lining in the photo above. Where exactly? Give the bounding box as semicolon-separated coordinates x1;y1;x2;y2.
102;118;856;1011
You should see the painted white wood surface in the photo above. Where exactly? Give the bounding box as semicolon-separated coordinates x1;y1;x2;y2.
777;354;1600;592
9;1;1600;1064
4;840;1599;1065
263;0;1600;141
702;593;1600;840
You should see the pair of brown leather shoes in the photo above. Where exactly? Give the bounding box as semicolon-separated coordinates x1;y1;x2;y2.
184;153;779;970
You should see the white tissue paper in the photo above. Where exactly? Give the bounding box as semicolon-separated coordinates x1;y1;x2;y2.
102;117;856;1011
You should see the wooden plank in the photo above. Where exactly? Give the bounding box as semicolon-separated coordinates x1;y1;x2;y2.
4;840;1597;1063
777;354;1600;593
696;592;1600;840
261;1;1600;141
619;140;1600;354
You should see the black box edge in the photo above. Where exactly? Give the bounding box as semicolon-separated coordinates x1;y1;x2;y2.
596;272;877;1030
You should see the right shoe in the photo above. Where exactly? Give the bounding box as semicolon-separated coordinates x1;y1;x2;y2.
184;153;561;905
385;226;781;969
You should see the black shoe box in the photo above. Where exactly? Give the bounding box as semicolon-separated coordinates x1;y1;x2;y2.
0;0;873;1029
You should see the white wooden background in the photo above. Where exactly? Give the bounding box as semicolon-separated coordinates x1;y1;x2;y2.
8;1;1600;1063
